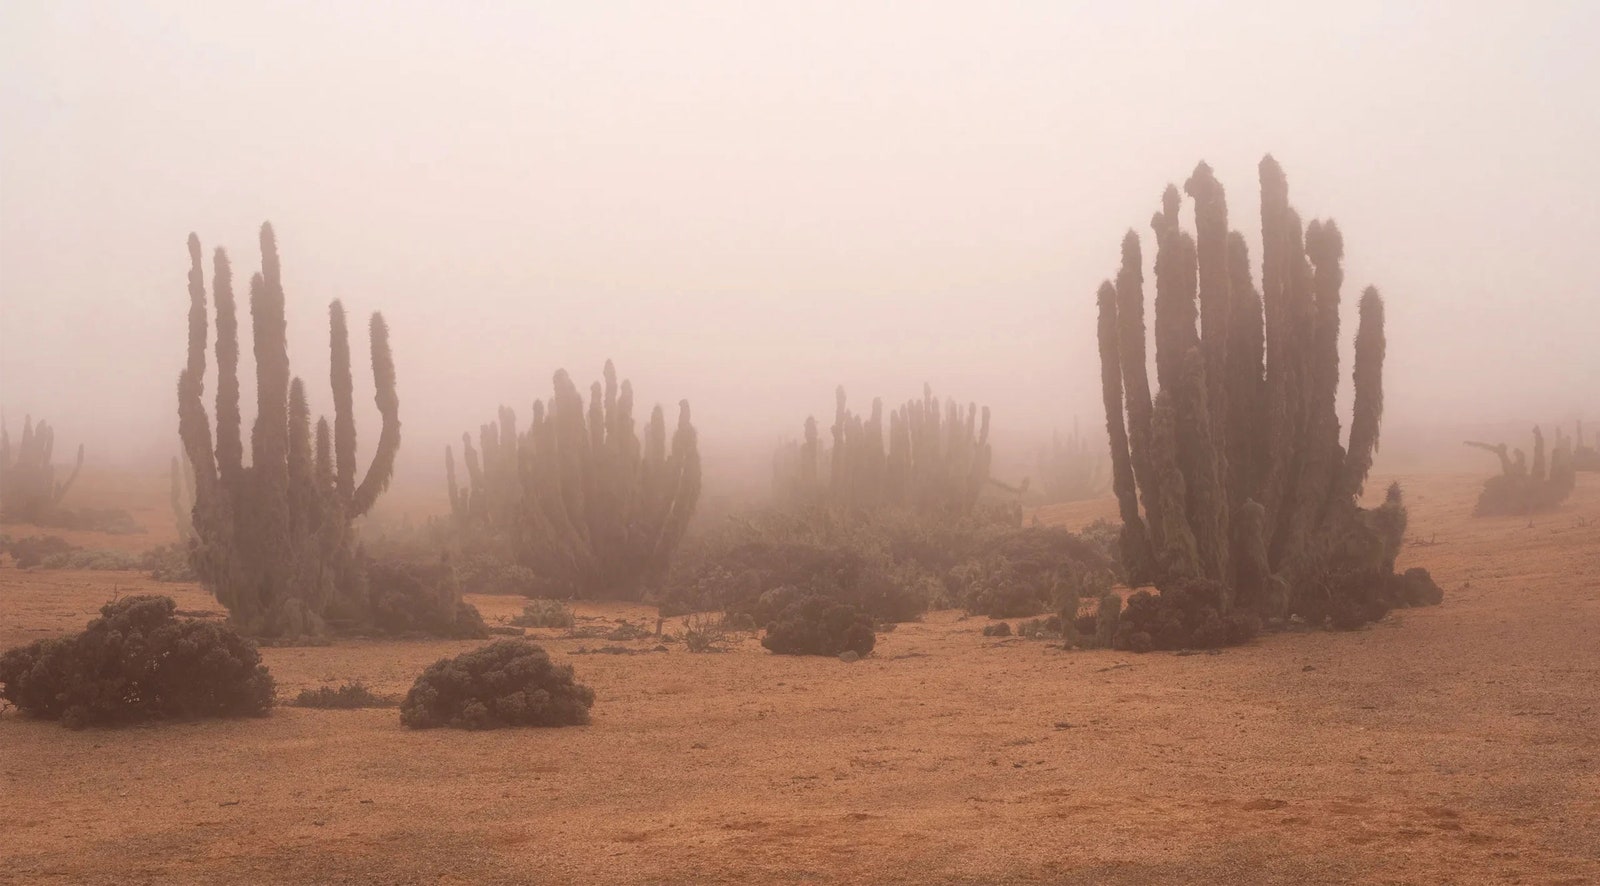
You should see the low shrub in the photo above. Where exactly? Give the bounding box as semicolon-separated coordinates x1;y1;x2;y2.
981;621;1012;637
509;598;575;629
291;682;393;709
1114;581;1261;652
141;542;198;582
761;595;875;657
366;559;489;639
681;611;733;652
1016;614;1064;639
1;534;77;569
399;640;594;729
0;595;275;728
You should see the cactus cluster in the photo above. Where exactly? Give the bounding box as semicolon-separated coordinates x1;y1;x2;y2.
1574;421;1600;472
773;385;1007;513
1035;419;1102;504
0;417;83;523
177;224;404;637
1096;157;1424;625
446;361;701;599
1466;426;1578;515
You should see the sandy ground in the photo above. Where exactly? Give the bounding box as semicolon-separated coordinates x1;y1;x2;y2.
2;471;1598;884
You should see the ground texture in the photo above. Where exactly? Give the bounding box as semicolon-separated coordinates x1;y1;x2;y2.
2;472;1598;884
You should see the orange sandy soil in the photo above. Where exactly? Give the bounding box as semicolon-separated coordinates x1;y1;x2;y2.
2;472;1598;884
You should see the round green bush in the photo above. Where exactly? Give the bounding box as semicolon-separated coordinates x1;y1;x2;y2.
399;640;594;730
761;595;875;657
0;595;275;728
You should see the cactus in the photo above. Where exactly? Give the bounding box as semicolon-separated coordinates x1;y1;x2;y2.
1571;421;1599;472
772;384;1015;514
1466;427;1577;515
447;361;700;599
0;416;83;523
1035;418;1103;504
177;224;405;637
170;454;195;543
1094;157;1434;626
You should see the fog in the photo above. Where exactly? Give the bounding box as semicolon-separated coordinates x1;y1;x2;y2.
3;1;1597;509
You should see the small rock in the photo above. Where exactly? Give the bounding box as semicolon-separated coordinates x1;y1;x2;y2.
219;800;240;807
313;819;327;827
1302;665;1316;672
839;650;860;663
1053;721;1074;730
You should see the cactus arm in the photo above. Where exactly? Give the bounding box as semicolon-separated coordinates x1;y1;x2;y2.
350;313;400;517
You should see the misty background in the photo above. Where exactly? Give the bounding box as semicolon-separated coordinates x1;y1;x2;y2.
3;1;1597;516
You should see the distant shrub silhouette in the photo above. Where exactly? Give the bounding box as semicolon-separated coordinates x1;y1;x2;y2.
0;595;274;728
981;621;1012;637
509;598;576;629
761;595;875;657
0;534;77;568
292;681;393;709
400;640;594;730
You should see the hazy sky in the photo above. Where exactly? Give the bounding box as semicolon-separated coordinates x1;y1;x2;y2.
3;1;1597;491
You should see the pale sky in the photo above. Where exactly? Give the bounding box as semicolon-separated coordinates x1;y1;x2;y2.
2;1;1597;494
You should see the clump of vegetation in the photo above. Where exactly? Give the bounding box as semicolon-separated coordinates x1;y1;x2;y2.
179;224;444;640
291;681;393;709
760;595;875;657
772;384;1027;514
981;621;1012;637
679;611;735;652
1093;157;1441;637
142;541;198;582
1016;614;1064;639
660;507;1110;627
399;640;594;730
948;526;1115;618
0;416;83;524
444;361;701;601
1466;427;1578;516
1114;583;1262;652
509;598;576;629
0;595;275;728
0;534;78;568
366;560;488;639
0;535;182;573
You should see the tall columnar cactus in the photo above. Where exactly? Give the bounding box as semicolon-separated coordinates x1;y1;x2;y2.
1096;157;1417;622
177;224;401;637
170;454;195;543
0;417;83;523
448;361;700;599
773;384;1012;514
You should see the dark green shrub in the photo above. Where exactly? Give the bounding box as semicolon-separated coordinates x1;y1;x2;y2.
1115;582;1262;652
0;595;274;728
761;595;875;657
981;621;1012;637
366;560;488;639
400;640;594;729
292;682;393;709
